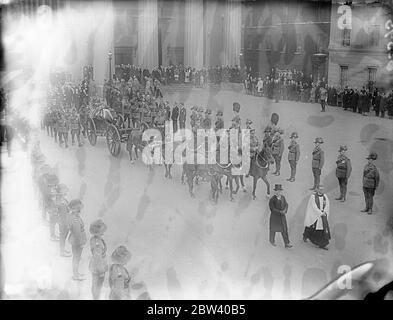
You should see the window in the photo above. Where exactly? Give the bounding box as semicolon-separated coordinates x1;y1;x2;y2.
342;28;351;47
368;67;377;83
368;25;380;47
340;66;348;88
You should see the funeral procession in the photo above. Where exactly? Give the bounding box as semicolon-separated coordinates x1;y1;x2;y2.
1;0;393;301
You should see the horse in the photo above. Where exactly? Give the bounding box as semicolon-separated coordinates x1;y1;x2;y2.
248;147;275;200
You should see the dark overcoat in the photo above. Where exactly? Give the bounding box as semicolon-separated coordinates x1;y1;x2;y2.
269;195;289;233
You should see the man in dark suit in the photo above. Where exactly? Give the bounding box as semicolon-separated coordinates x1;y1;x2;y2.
269;184;292;248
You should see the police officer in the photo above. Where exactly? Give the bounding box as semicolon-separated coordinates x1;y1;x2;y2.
361;152;380;214
335;145;352;202
89;219;108;300
271;129;284;176
310;137;325;190
171;102;179;133
203;109;212;130
109;245;132;300
55;183;71;257
287;132;300;182
179;103;186;130
68;199;87;281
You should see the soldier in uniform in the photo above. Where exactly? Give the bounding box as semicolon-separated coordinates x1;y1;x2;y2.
287;132;300;182
232;102;241;128
263;127;273;149
246;128;260;177
214;110;224;143
203;109;212;130
245;119;253;130
335;145;352;202
271;129;284;176
361;152;380;214
310;137;325;190
52;111;60;143
55;183;71;257
269;184;292;248
58;114;70;148
109;245;132;300
179;103;186;130
171;102;179;133
164;101;171;121
89;219;108;300
190;106;197;130
68;199;87;281
70;110;82;147
142;102;152;127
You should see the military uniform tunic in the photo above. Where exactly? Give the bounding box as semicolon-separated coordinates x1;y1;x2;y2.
288;141;300;179
271;136;284;174
362;163;380;212
336;155;352;199
311;146;324;189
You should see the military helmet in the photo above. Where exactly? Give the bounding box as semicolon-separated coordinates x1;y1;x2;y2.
89;219;107;235
246;119;252;125
366;152;377;160
56;183;68;195
290;132;299;139
314;137;324;144
339;145;348;152
216;110;223;116
111;245;132;265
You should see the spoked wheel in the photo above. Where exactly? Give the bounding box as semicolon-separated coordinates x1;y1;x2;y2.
87;117;97;146
106;124;121;157
115;114;124;129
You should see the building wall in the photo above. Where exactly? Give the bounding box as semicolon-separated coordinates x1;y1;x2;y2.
242;0;331;78
328;1;390;88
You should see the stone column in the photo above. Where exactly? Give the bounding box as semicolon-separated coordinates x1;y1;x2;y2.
184;0;204;68
92;0;115;86
223;0;241;66
137;0;159;69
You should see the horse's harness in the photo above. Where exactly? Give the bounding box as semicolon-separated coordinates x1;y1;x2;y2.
255;151;269;169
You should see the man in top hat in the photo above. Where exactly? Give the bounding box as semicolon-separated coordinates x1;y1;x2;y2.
203;109;212;130
179;103;186;130
109;246;132;300
335;145;352;202
171;102;179;133
361;152;380;214
68;199;87;281
271;129;284;176
55;183;71;257
89;219;108;300
310;137;325;190
287;132;300;182
269;184;292;248
303;185;331;250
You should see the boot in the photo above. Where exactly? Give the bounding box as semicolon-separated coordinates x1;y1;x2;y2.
335;195;342;200
361;208;369;212
285;244;293;249
340;196;346;202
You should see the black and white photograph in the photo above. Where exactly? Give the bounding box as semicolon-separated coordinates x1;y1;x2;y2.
1;0;393;304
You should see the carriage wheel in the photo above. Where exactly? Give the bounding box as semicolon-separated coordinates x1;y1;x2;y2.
87;117;97;146
116;114;124;128
106;124;121;157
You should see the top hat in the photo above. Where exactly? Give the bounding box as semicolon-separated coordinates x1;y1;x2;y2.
233;102;241;113
290;132;299;139
89;219;107;235
69;199;83;212
339;145;348;152
314;137;324;144
273;184;283;191
111;245;132;265
366;152;377;160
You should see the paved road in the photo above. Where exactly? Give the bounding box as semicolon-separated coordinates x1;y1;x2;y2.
2;87;393;299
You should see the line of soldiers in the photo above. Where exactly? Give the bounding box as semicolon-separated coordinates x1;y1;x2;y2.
30;143;149;300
